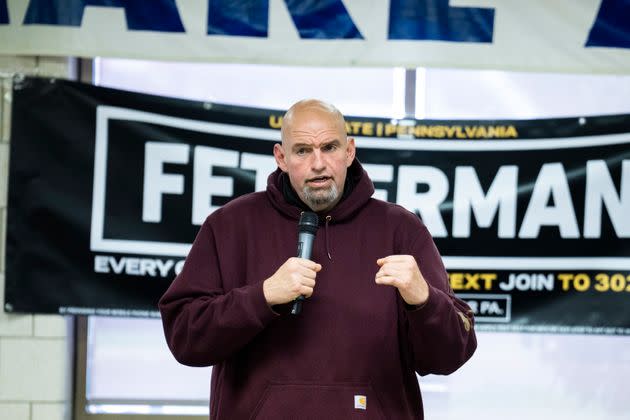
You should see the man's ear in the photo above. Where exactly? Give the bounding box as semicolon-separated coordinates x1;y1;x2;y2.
346;137;356;166
273;143;288;172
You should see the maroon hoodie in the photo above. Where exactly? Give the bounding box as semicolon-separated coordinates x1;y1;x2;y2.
159;160;476;419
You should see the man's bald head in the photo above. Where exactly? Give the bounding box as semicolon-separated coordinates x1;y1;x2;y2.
280;99;347;146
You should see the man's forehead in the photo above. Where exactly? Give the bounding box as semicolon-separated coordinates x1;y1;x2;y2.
286;125;344;144
289;134;342;147
291;125;342;136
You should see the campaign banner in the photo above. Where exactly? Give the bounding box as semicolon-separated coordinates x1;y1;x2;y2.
5;77;630;335
0;1;629;73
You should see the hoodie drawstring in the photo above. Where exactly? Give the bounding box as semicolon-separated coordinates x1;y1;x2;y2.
325;215;332;260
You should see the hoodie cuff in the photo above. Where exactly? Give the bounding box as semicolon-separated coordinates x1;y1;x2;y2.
404;285;446;324
245;281;281;324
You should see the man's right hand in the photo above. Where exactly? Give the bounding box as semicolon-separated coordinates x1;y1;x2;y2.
263;257;322;306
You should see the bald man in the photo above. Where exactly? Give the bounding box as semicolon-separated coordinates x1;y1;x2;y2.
160;99;476;419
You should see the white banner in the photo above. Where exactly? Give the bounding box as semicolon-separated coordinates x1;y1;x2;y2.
1;0;629;73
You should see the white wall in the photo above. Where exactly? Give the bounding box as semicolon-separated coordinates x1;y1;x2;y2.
0;56;72;420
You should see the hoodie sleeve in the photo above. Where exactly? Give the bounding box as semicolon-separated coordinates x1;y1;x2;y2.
400;222;477;376
158;217;278;367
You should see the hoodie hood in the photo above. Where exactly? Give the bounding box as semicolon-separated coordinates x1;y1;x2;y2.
265;158;375;223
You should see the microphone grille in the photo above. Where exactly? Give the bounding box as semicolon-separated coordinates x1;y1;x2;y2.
298;211;319;234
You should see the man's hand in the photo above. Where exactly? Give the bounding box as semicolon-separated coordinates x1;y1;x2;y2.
375;255;429;306
263;257;322;306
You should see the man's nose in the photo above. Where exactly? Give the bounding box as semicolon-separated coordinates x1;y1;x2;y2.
311;150;325;171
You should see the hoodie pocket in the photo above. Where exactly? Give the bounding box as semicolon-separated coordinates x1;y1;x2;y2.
249;382;385;420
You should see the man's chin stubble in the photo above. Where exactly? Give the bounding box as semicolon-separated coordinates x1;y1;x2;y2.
303;184;338;211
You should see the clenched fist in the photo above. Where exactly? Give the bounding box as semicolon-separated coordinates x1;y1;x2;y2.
263;257;322;306
375;255;429;306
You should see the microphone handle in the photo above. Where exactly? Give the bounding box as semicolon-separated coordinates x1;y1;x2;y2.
297;231;314;260
291;232;315;315
290;296;304;315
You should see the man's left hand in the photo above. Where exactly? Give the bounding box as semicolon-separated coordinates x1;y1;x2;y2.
375;255;429;306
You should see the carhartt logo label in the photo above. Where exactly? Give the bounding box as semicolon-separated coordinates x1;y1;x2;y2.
354;395;367;410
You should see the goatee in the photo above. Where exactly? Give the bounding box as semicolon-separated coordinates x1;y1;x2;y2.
303;183;339;211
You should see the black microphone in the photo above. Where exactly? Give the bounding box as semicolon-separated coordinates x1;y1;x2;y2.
291;211;319;315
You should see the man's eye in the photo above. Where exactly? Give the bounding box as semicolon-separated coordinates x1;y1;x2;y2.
323;144;337;152
296;148;307;155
